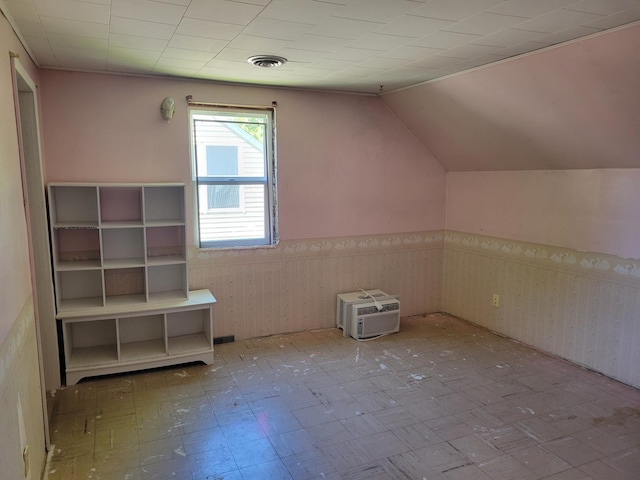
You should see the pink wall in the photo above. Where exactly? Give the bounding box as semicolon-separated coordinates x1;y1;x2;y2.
0;16;39;344
40;71;446;243
0;13;49;480
446;169;640;259
378;21;640;260
382;23;640;172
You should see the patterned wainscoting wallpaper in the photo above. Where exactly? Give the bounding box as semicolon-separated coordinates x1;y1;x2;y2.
0;299;46;480
186;229;640;389
443;231;640;390
188;231;445;342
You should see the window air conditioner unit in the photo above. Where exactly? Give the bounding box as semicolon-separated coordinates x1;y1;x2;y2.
336;290;400;339
350;298;400;340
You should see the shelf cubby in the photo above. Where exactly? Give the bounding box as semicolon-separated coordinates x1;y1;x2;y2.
144;185;185;224
99;186;143;224
166;308;212;355
101;227;145;267
104;267;146;305
147;264;187;302
54;227;101;269
64;319;118;368
146;226;185;263
49;185;99;226
118;314;166;361
56;270;104;311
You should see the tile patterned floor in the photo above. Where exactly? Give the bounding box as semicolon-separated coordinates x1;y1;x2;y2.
44;313;640;480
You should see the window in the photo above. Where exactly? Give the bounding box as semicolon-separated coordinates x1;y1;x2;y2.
190;107;277;248
206;146;240;209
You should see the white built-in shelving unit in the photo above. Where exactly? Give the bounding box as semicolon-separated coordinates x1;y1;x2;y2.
48;183;216;384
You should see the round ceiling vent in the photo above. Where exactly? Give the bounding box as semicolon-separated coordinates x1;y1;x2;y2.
247;55;288;68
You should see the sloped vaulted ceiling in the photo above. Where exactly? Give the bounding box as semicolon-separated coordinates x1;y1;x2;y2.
381;22;640;171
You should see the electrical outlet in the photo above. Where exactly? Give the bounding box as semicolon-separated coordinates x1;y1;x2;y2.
492;294;500;308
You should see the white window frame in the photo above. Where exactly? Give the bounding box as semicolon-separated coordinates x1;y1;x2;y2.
189;106;278;249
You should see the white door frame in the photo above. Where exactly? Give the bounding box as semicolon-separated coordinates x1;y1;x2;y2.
12;56;59;447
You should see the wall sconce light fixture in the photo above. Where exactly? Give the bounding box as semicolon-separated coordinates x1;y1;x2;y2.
160;97;175;121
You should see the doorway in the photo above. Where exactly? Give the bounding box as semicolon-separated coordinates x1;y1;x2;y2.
12;57;58;447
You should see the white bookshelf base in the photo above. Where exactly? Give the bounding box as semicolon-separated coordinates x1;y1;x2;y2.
60;289;216;385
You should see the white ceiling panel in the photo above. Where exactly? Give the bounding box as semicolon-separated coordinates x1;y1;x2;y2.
40;16;109;38
584;8;640;29
174;17;243;40
446;12;528;35
108;34;167;52
439;43;504;60
13;21;47;38
33;0;110;24
471;27;547;47
159;0;191;6
334;0;420;23
226;34;289;52
241;17;314;41
497;40;552;56
515;8;604;33
259;0;333;24
47;34;107;50
107;49;159;72
410;55;465;69
309;16;381;39
567;0;640;15
167;35;228;53
111;0;186;25
375;15;455;38
108;46;160;62
287;34;351;53
347;33;417;51
539;25;602;43
162;47;216;62
184;0;263;25
155;56;205;70
52;46;107;69
358;56;410;70
21;36;56;61
325;47;382;62
4;1;39;23
412;0;507;22
412;31;481;49
488;0;578;18
381;45;443;61
3;0;639;94
110;17;176;40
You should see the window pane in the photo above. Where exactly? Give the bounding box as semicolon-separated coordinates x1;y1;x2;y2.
198;184;265;243
207;185;240;209
206;146;238;176
194;118;266;179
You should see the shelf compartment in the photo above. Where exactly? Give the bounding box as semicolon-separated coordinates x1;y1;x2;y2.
144;186;185;224
49;185;99;226
168;333;211;355
104;267;146;305
102;228;145;265
99;186;143;224
166;308;212;355
64;319;118;368
56;270;104;311
54;227;101;269
146;226;185;262
147;264;187;302
118;314;166;361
